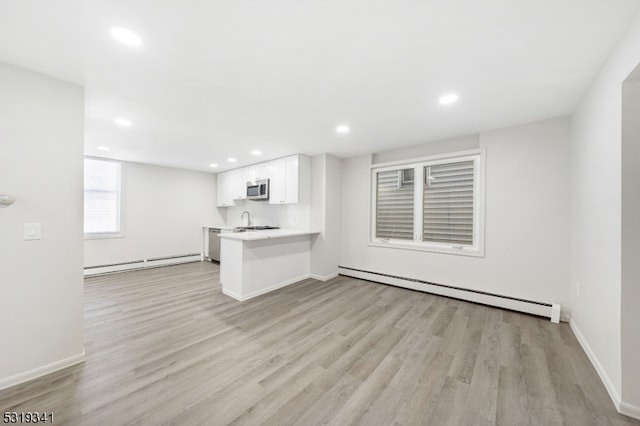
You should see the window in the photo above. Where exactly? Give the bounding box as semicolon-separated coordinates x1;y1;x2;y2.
84;158;123;238
423;160;474;245
376;168;414;240
371;150;484;256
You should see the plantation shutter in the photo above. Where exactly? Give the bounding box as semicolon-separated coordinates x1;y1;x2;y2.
376;168;414;240
84;158;122;234
423;161;474;245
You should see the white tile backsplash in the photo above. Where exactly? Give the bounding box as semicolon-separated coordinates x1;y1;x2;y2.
225;201;309;230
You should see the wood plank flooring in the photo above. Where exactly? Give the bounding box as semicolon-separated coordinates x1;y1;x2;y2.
0;262;637;425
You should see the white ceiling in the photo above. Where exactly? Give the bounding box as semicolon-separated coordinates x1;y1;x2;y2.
1;1;639;173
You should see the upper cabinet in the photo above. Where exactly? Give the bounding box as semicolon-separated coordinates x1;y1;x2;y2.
246;162;270;182
216;171;233;207
228;168;247;201
216;168;247;206
216;154;309;207
269;155;299;205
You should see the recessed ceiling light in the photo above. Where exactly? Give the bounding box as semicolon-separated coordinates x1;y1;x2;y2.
336;125;350;135
251;150;262;156
114;118;132;127
439;94;459;105
109;27;142;47
97;146;110;151
227;158;237;163
209;163;218;168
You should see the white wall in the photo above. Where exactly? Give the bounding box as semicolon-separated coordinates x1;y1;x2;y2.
310;154;326;277
324;155;343;275
570;11;640;414
341;116;571;311
0;62;85;388
84;162;223;267
310;154;343;279
373;135;479;164
621;69;640;409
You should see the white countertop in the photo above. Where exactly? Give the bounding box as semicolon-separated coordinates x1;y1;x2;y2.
202;225;234;230
219;229;320;241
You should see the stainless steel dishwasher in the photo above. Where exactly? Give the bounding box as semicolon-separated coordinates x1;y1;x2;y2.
208;228;221;263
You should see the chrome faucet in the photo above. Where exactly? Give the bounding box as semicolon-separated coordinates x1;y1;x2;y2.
241;210;252;227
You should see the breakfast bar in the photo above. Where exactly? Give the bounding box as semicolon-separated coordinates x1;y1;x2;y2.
219;229;320;301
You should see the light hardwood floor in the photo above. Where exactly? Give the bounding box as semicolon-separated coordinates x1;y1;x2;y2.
1;262;637;425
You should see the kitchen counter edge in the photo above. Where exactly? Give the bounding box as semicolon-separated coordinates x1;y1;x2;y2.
219;229;320;241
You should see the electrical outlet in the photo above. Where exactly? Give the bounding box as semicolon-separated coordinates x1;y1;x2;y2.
24;223;41;240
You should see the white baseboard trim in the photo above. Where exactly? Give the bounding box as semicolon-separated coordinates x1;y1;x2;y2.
309;271;339;282
84;254;202;276
221;288;243;301
569;319;623;412
570;319;640;420
0;351;85;391
222;274;311;301
338;266;559;321
620;402;640;420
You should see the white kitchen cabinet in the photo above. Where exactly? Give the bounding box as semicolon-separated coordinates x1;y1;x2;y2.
229;168;247;201
268;158;286;204
217;154;308;207
246;165;258;182
216;172;234;207
269;155;301;205
217;168;247;206
246;163;270;181
285;155;299;203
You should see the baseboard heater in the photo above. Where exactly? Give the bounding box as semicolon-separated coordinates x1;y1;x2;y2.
84;253;202;277
338;266;561;323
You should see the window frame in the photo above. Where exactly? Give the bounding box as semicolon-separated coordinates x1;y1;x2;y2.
84;156;125;240
369;149;485;257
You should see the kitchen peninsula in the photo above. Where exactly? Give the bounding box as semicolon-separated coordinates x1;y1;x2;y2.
219;229;320;301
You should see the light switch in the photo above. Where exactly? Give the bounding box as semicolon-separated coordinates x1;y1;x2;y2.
24;223;42;240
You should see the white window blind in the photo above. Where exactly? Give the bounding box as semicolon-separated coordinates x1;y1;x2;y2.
423;161;475;245
376;168;414;240
371;151;484;256
84;158;122;235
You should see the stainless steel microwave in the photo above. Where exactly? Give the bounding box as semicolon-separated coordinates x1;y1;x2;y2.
246;178;269;200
